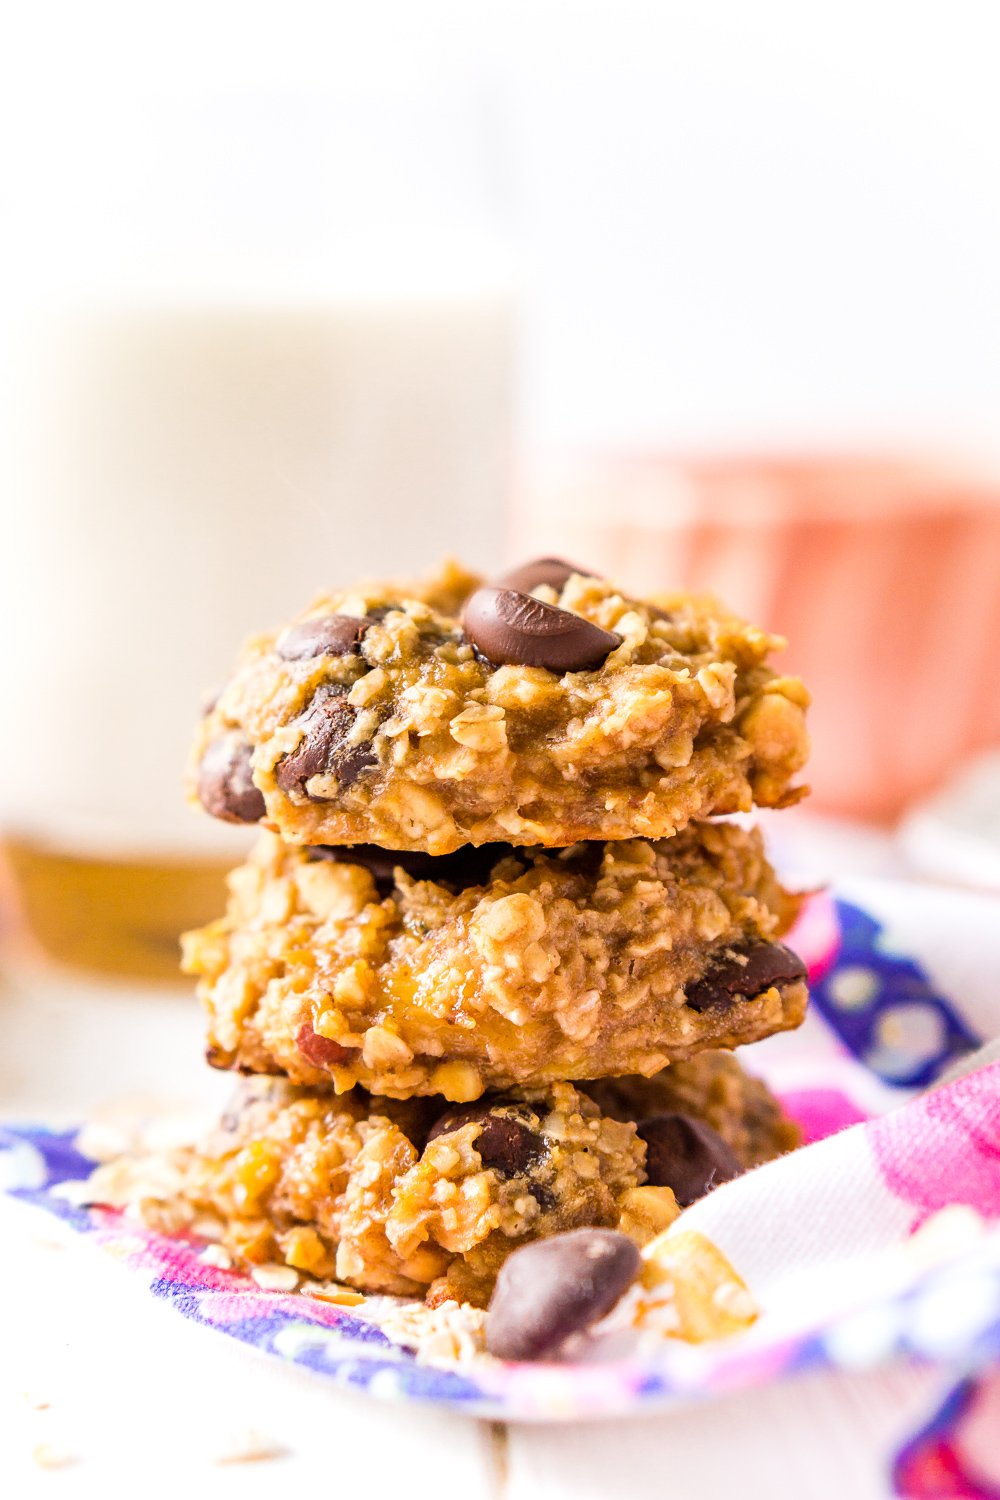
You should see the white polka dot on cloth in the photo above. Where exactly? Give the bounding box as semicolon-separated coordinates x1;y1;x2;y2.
0;1136;49;1190
864;1003;949;1080
826;965;880;1011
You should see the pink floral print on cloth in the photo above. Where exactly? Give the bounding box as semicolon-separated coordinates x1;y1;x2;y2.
1;887;998;1469
3;1059;999;1422
871;1067;1000;1227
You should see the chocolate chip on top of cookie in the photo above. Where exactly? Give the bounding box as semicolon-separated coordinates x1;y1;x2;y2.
191;557;809;853
462;585;623;673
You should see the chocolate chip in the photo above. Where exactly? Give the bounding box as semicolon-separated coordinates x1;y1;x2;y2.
495;557;594;593
295;1023;350;1069
486;1229;640;1361
685;941;807;1014
275;686;377;797
530;1181;558;1214
426;1102;545;1178
305;841;521;896
426;1103;484;1144
638;1113;743;1207
462;587;622;673
197;733;266;823
276;613;375;662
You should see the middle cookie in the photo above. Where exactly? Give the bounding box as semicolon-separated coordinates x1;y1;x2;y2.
184;820;807;1100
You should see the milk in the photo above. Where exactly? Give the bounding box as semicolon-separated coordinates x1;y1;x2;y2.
2;294;511;858
0;291;511;975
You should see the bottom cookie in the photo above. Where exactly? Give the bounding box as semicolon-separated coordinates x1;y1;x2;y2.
86;1052;799;1307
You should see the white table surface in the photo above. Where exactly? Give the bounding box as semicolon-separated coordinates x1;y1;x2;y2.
0;935;950;1500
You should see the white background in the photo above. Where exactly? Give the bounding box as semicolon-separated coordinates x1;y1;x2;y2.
2;9;999;1495
3;1;1000;459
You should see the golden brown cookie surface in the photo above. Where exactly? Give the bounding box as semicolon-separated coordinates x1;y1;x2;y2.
183;822;807;1099
191;559;809;854
88;1055;799;1306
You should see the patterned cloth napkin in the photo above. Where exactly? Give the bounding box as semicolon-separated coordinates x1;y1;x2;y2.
2;884;999;1496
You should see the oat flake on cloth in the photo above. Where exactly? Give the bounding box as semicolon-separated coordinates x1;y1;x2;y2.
2;881;999;1496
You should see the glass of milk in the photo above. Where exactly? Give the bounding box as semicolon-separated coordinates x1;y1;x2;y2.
0;80;514;978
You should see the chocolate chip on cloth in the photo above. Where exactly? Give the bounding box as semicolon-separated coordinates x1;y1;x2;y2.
638;1114;743;1207
196;732;265;823
486;1229;641;1360
462;586;622;672
275;685;377;798
190;558;809;853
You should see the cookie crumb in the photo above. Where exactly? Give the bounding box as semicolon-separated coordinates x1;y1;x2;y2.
212;1430;289;1465
250;1264;300;1292
200;1243;233;1270
32;1441;78;1469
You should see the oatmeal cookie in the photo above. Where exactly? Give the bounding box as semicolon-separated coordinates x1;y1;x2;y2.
191;557;809;854
585;1048;801;1168
183;822;807;1100
90;1058;798;1306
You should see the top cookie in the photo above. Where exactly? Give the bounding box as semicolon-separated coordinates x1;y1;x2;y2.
192;557;809;854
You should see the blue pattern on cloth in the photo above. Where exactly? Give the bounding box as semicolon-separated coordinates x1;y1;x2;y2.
892;1372;1000;1497
4;1117;1000;1421
810;900;980;1088
1;895;997;1423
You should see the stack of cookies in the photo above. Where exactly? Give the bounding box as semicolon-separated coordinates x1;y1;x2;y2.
145;557;811;1310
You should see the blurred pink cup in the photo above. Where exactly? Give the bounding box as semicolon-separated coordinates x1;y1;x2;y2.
514;454;1000;822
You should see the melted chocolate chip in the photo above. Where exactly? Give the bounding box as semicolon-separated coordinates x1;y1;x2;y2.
275;686;377;797
685;941;807;1014
426;1102;545;1178
486;1229;640;1360
462;587;622;673
276;613;376;662
305;841;522;895
495;557;595;593
638;1113;743;1206
295;1023;351;1069
530;1181;558;1214
197;733;266;824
